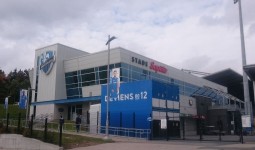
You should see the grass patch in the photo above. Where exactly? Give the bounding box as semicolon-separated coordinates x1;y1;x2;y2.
62;133;111;149
0;124;113;149
0;104;26;119
22;129;112;149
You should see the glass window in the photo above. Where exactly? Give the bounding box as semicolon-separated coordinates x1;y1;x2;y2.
67;88;80;96
99;65;107;71
65;76;78;85
120;63;129;69
82;81;96;86
99;70;107;80
66;83;78;89
121;68;129;78
81;72;95;82
65;71;77;77
100;79;107;84
81;68;95;74
132;71;141;80
109;64;114;69
115;63;121;68
122;77;129;82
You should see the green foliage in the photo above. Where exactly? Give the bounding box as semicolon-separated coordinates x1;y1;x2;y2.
0;68;30;104
22;128;31;137
0;104;26;119
0;70;8;101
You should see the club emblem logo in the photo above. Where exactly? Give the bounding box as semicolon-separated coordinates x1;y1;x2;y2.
40;51;56;75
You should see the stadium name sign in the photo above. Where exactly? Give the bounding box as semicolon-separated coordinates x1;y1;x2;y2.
149;62;167;74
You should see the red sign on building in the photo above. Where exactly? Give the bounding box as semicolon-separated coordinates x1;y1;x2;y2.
149;62;167;74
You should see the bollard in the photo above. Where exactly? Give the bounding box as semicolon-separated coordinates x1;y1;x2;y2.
44;118;48;141
217;119;223;142
240;128;244;144
182;118;185;140
219;129;222;141
199;119;203;141
166;116;169;141
6;113;9;132
30;115;34;136
59;121;63;147
96;111;99;134
18;113;21;133
59;116;64;147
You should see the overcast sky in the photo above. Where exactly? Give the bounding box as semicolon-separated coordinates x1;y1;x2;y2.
0;0;254;75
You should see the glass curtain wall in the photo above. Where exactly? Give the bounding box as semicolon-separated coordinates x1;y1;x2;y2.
65;62;200;99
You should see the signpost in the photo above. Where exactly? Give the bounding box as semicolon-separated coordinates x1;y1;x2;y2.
161;119;167;129
241;115;251;128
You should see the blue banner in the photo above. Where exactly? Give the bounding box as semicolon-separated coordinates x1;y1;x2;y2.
101;80;152;130
19;89;28;109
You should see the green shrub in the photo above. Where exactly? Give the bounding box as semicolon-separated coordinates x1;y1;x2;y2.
23;128;31;137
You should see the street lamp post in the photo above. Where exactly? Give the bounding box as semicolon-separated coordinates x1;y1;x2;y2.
234;0;251;115
105;35;117;139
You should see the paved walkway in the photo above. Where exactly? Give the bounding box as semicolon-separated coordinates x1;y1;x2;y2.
0;133;254;150
64;131;255;150
72;142;255;150
0;134;60;150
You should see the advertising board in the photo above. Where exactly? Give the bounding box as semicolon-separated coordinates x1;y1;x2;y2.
101;80;152;129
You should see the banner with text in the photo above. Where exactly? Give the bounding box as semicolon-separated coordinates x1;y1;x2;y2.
101;80;152;129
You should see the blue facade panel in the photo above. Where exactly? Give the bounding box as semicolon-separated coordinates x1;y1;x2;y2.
101;80;180;138
152;80;179;101
101;80;152;130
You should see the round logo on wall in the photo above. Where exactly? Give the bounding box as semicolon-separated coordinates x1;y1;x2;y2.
40;51;56;75
189;99;193;106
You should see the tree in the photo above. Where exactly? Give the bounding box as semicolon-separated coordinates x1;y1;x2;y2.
6;69;31;104
0;69;8;101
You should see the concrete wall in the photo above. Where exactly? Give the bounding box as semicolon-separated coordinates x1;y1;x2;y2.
31;44;88;117
180;95;197;116
34;104;55;118
34;44;58;102
64;48;121;73
185;118;197;136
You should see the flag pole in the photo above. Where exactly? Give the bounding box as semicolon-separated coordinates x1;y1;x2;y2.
25;88;30;127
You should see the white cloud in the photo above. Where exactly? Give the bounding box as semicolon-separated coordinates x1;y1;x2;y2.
0;0;254;75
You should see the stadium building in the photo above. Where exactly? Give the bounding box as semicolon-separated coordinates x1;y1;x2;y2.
29;43;247;138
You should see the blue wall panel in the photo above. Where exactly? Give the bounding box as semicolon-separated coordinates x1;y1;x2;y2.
152;80;179;101
101;80;152;130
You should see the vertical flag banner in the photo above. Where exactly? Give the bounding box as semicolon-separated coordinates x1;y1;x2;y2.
19;89;28;109
110;68;120;100
4;97;8;109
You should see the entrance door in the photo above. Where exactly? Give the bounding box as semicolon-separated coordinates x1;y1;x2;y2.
67;104;83;121
168;121;180;137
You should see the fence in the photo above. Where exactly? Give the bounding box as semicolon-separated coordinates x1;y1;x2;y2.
0;113;151;140
1;113;248;143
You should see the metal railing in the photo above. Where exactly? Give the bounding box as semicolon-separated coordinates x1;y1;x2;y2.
1;118;151;139
100;126;151;139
